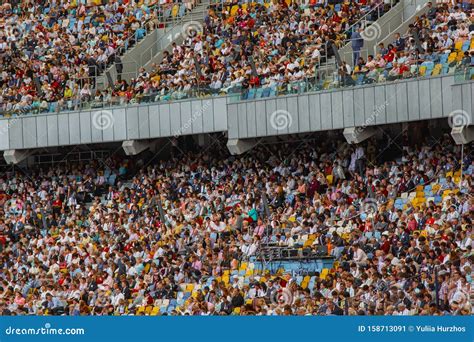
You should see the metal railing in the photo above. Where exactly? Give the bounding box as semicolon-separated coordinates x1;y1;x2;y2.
2;60;467;118
139;0;209;68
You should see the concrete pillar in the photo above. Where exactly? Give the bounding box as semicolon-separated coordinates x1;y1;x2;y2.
227;139;257;155
122;140;154;156
450;126;474;145
343;126;376;144
3;149;31;165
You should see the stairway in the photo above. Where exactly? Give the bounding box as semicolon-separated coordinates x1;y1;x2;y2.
337;0;432;66
102;0;211;87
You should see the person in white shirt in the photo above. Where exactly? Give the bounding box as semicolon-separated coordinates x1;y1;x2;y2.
353;244;368;266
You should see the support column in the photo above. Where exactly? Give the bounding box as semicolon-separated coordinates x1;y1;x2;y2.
3;149;31;165
343;126;376;144
122;140;155;156
450;125;474;145
226;139;257;155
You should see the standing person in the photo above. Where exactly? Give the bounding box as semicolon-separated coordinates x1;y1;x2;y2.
351;27;364;66
115;54;123;82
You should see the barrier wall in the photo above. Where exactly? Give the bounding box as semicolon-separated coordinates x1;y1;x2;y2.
0;75;471;152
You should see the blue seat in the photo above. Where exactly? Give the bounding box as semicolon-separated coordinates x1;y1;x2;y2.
108;174;117;185
262;88;271;97
179;4;186;17
269;86;277;97
442;63;449;75
439;54;448;64
355;74;365;86
461;40;470;52
255;88;264;98
434;196;442;204
247;88;256;99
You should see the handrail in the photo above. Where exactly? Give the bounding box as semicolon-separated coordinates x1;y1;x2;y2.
343;1;387;40
373;0;430;54
139;0;209;68
2;63;467;119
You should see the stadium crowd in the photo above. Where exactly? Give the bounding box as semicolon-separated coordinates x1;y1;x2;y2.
1;0;472;114
0;132;472;316
0;0;198;115
1;0;397;114
343;1;474;86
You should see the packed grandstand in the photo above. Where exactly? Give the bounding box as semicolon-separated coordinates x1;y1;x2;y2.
0;0;473;317
0;0;472;115
0;131;472;316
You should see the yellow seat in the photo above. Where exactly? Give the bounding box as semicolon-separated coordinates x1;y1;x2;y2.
419;66;427;76
171;4;179;17
415;185;424;192
239;262;248;271
446;171;453;177
151;306;160;316
454;170;461;177
185;284;194;292
454;40;463;51
230;5;239;16
136;306;145;314
443;190;452;196
326;174;333;185
233;307;241;314
416;192;424;198
145;306;153;315
448;52;457;63
320;268;329;280
433;63;442;74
